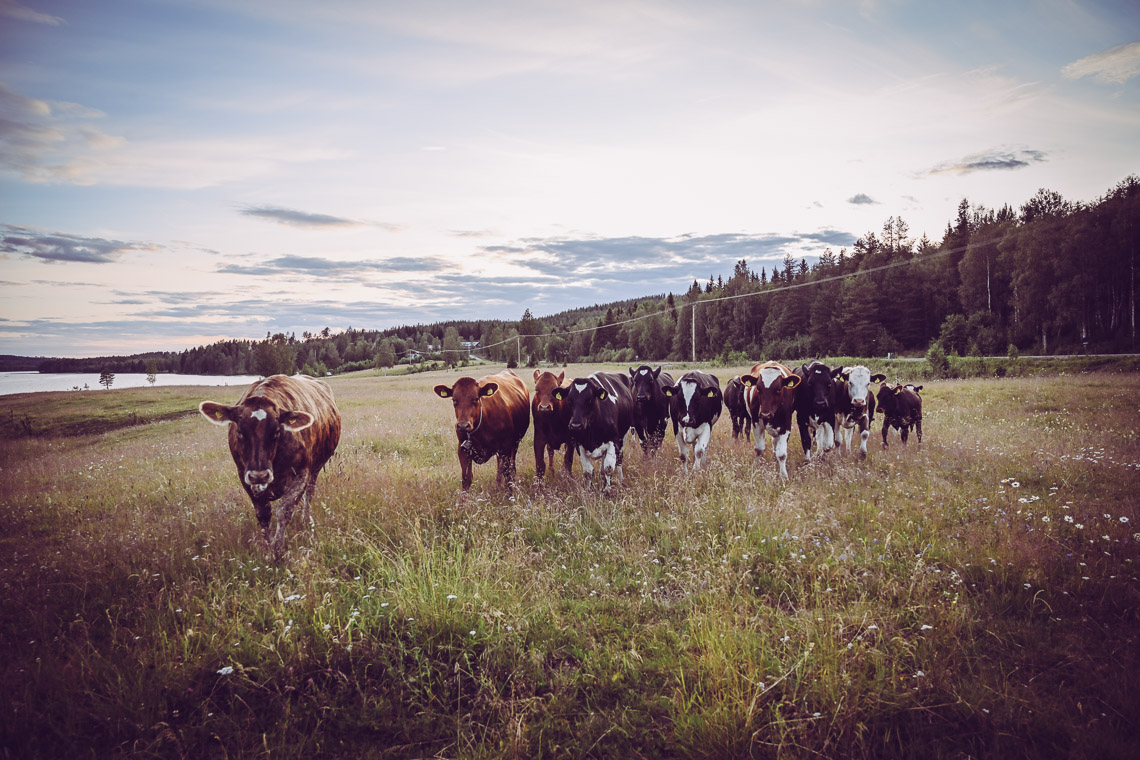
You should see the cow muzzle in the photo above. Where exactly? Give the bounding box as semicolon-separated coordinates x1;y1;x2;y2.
244;469;274;494
456;421;473;432
537;402;553;412
568;421;584;432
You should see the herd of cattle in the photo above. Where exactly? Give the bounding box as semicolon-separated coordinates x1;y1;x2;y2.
199;364;923;553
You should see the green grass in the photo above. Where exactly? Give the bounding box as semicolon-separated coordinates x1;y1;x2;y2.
1;365;1138;758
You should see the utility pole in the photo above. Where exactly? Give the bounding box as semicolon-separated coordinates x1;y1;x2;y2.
691;302;697;363
517;335;521;367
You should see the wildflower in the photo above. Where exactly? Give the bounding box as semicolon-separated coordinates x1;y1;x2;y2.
1120;516;1130;524
217;666;234;676
920;624;933;631
446;594;457;600
1041;516;1050;523
1075;523;1084;530
1065;516;1074;523
469;630;476;636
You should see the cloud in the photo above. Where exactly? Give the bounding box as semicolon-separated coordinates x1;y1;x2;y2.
922;148;1048;176
847;194;878;205
239;205;362;228
216;254;450;278
0;0;64;25
1;224;158;264
1062;41;1140;84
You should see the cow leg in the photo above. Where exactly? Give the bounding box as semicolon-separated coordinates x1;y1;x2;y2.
915;419;923;445
300;472;319;528
774;430;791;482
561;444;574;474
900;425;910;445
858;418;870;459
534;437;547;480
676;432;690;467
693;423;712;470
752;424;767;460
252;495;272;544
604;441;619;490
577;445;595;485
882;422;890;449
800;420;814;462
458;446;474;491
270;474;310;555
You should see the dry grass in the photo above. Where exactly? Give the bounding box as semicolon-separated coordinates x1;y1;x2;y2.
1;365;1138;759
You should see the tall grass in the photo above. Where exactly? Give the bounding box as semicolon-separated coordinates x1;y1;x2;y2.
1;367;1138;758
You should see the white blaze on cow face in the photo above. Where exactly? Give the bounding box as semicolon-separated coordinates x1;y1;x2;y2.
845;366;873;409
251;409;268;422
680;380;697;424
758;367;784;389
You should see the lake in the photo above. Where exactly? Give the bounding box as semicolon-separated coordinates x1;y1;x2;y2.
0;372;263;397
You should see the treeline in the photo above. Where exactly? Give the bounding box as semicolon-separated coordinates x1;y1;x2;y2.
33;176;1140;376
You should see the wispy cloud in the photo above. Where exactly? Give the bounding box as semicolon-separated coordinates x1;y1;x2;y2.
1062;41;1140;84
217;254;450;278
1;224;158;264
922;148;1048;176
239;205;361;228
0;0;64;25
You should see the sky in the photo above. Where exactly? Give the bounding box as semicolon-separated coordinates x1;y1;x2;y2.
1;0;1138;358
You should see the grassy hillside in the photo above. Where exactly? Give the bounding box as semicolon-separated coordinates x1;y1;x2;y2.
1;366;1138;758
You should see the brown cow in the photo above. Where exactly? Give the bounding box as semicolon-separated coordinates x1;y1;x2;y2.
876;382;923;448
532;369;574;480
435;369;530;490
200;374;341;555
739;361;800;481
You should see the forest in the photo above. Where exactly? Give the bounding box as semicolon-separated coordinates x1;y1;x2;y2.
32;176;1140;376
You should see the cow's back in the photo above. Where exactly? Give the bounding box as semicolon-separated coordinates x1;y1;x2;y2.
480;369;531;444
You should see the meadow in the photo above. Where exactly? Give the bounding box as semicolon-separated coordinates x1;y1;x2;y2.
1;363;1138;759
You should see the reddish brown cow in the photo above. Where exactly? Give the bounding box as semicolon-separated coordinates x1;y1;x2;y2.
200;374;341;555
739;361;800;481
532;369;574;480
435;369;530;490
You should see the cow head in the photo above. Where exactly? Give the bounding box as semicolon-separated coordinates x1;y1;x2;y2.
532;369;566;414
740;367;799;422
199;398;315;495
629;365;663;404
835;366;886;411
876;382;904;416
665;375;722;427
799;361;836;413
554;377;608;433
435;377;498;433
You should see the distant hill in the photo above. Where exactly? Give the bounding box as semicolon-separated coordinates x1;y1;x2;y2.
0;355;48;372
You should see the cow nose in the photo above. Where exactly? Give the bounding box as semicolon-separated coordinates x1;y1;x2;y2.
637;394;650;402
568;421;583;431
245;469;273;490
537;403;553;412
456;421;472;432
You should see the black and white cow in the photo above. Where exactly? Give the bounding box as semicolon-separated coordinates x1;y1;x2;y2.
794;361;839;462
628;365;675;457
554;372;635;490
832;365;886;459
664;370;722;470
739;361;800;481
877;382;923;448
724;375;750;441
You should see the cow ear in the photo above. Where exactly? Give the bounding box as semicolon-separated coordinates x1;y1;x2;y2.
652;366;661;379
831;366;845;378
871;373;887;383
783;375;801;389
434;385;452;399
481;382;499;398
533;369;542;382
282;410;315;432
596;387;607;401
706;389;716;398
894;386;903;395
629;367;637;378
556;370;565;384
552;388;565;401
740;375;755;387
914;385;923;392
200;401;237;426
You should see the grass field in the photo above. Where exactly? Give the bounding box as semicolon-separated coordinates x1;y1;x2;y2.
1;363;1138;759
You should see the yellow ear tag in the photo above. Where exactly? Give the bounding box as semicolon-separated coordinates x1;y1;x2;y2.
707;390;716;398
215;411;224;419
598;391;607;400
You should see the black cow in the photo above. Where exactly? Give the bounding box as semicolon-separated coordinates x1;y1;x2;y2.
832;365;886;459
664;370;722;470
794;361;839;462
877;383;923;448
724;375;750;441
554;372;635;490
628;365;675;456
